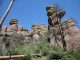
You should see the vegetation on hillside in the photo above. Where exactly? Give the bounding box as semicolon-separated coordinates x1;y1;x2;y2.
0;32;80;60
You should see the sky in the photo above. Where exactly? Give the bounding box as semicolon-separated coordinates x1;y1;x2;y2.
0;0;80;30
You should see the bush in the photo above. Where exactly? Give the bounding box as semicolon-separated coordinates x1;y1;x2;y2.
48;51;64;60
10;47;20;55
62;54;76;60
0;49;8;56
0;49;4;56
40;43;50;56
23;55;32;60
67;50;80;60
47;50;79;60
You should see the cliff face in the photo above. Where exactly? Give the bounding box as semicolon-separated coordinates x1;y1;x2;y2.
63;19;80;50
0;18;80;50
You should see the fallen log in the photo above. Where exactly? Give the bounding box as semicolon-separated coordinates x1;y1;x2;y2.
0;55;25;59
0;53;42;60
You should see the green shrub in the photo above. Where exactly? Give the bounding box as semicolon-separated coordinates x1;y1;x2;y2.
23;55;32;60
62;54;76;60
67;50;80;60
47;50;78;60
15;44;41;56
0;49;8;56
10;47;19;55
40;43;50;56
0;49;4;56
48;51;64;60
16;45;32;55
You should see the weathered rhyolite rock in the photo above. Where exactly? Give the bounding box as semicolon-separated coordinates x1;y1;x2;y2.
0;19;48;49
63;18;80;50
0;17;80;50
0;9;80;50
63;19;80;36
46;6;66;49
46;6;80;50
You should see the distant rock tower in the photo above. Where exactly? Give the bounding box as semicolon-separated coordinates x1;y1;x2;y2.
5;18;24;32
6;19;18;32
46;6;66;49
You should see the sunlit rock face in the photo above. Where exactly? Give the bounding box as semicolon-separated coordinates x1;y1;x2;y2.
4;19;29;36
33;34;39;41
1;26;7;35
32;24;47;36
63;19;80;36
46;6;80;50
5;19;24;32
0;19;29;49
2;26;7;32
6;19;18;32
0;18;48;49
6;24;17;32
17;25;23;31
6;25;23;32
63;18;80;50
31;24;48;43
67;33;80;50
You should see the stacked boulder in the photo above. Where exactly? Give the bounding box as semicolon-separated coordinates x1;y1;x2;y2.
31;24;48;43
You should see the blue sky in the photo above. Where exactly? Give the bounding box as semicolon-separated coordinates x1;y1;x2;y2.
0;0;80;29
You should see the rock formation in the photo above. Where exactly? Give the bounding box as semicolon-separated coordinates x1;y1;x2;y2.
0;6;80;50
0;19;48;49
63;19;80;36
63;18;80;50
46;6;66;49
46;6;80;50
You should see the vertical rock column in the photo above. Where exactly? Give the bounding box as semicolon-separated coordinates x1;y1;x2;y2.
46;6;66;49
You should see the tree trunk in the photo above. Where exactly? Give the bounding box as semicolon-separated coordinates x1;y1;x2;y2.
0;0;14;31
